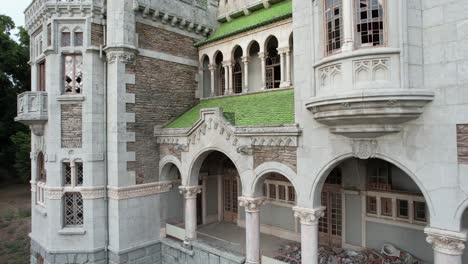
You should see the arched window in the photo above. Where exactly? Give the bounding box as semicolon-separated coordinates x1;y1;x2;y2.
324;0;343;55
233;62;242;94
355;0;385;47
37;152;46;182
218;66;226;95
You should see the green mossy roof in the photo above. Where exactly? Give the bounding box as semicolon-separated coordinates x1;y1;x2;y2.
165;89;295;128
195;0;292;47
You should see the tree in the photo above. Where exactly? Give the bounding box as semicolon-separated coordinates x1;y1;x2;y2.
0;14;31;183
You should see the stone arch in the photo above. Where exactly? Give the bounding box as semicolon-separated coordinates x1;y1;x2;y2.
264;35;279;54
454;199;468;231
231;45;243;59
308;153;435;219
247;40;260;56
249;161;299;198
199;53;210;66
212;50;224;65
159;155;182;181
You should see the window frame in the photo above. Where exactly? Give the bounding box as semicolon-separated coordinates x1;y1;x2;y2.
323;0;344;56
38;60;46;91
354;0;387;49
63;192;84;227
62;54;83;95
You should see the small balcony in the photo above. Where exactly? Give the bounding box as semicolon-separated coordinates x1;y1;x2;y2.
15;91;48;136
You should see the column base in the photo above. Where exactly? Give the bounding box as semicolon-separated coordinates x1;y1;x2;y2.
245;261;261;264
280;81;291;88
182;240;193;250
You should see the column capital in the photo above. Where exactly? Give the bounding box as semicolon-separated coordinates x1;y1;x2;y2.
277;47;290;54
293;206;325;225
208;64;216;71
238;197;266;213
241;56;249;63
222;60;233;67
179;185;202;199
258;52;267;59
425;227;467;255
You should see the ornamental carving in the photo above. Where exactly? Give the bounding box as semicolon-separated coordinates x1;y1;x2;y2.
106;51;136;64
81;187;106;200
47;187;64;200
179;185;202;199
351;139;377;160
426;234;466;255
238;197;266;213
108;181;173;200
293;206;326;225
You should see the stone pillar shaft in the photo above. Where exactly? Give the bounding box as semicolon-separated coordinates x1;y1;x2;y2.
209;65;216;97
239;197;266;264
293;206;326;264
179;186;202;242
285;51;291;85
259;52;266;90
342;0;354;51
242;56;249;93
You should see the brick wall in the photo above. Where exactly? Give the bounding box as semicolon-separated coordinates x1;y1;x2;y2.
91;23;104;47
457;124;468;163
61;104;82;148
253;146;297;172
127;55;199;184
136;23;198;60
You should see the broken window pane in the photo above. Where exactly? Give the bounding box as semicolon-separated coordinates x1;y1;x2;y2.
355;0;385;47
324;0;343;55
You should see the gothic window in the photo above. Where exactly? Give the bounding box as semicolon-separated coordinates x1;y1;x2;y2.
74;31;83;46
61;31;71;47
324;0;343;55
233;62;242;94
355;0;385;47
64;192;84;226
63;160;84;186
38;60;46;91
63;54;83;94
218;66;225;95
76;162;83;186
64;162;72;185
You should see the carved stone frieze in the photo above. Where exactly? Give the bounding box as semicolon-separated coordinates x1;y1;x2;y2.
81;187;106;200
293;206;326;225
238;197;266;213
108;181;174;200
106;51;136;64
179;185;202;199
351;139;377;159
47;187;64;200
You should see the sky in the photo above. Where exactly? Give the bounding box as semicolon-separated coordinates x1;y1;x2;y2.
2;0;33;39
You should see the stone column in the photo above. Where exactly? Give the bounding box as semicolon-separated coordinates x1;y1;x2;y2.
342;0;354;51
278;47;291;88
208;64;216;97
258;52;267;90
425;227;467;264
241;56;249;93
227;62;233;95
222;62;230;95
285;49;291;86
279;51;286;86
179;186;202;244
293;206;326;264
239;197;266;264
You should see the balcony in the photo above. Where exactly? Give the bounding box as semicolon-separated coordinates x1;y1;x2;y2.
305;49;434;138
15;92;48;136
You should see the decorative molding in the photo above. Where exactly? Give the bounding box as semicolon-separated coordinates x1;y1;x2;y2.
237;145;253;155
179;185;202;199
318;63;342;90
238;197;266;213
351;139;377;159
47;187;64;200
353;57;390;84
250;136;297;147
108;181;174;200
80;187;106;200
425;227;467;255
293;206;326;225
106;51;136;64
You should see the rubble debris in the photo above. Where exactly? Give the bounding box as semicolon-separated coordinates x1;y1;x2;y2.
273;243;427;264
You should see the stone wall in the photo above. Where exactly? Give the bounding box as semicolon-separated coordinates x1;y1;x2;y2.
457;124;468;163
160;144;182;160
61;103;82;148
126;54;198;184
91;23;104;47
136;23;198;60
109;243;162;264
31;239;106;264
161;238;244;264
253;146;297;171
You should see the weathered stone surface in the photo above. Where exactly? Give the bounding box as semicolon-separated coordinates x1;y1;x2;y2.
136;22;198;60
458;124;468;163
126;55;199;184
160;144;182;160
253;146;297;171
91;23;104;47
61;103;82;148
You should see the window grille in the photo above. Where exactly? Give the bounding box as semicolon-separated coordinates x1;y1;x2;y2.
324;0;343;55
64;54;83;94
64;192;83;226
64;162;72;185
76;162;83;186
318;192;328;233
355;0;385;47
233;62;242;94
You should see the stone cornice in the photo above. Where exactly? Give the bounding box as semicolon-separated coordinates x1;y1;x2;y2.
108;181;174;200
425;227;467;255
238;197;266;213
293;206;326;225
179;185;202;199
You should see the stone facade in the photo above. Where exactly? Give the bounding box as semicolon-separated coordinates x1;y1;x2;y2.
253;146;296;171
91;23;104;47
60;103;82;148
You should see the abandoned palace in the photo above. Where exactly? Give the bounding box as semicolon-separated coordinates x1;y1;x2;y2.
15;0;468;263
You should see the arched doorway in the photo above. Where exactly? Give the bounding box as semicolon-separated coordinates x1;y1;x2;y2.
160;162;183;225
316;157;432;262
265;36;281;89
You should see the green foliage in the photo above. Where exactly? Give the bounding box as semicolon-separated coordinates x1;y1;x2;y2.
196;0;292;47
166;89;295;128
0;14;31;182
11;132;31;183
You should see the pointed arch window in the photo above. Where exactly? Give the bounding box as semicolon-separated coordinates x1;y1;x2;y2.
233;62;242;94
218;66;226;96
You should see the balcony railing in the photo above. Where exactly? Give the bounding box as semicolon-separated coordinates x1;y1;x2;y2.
15;91;48;136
